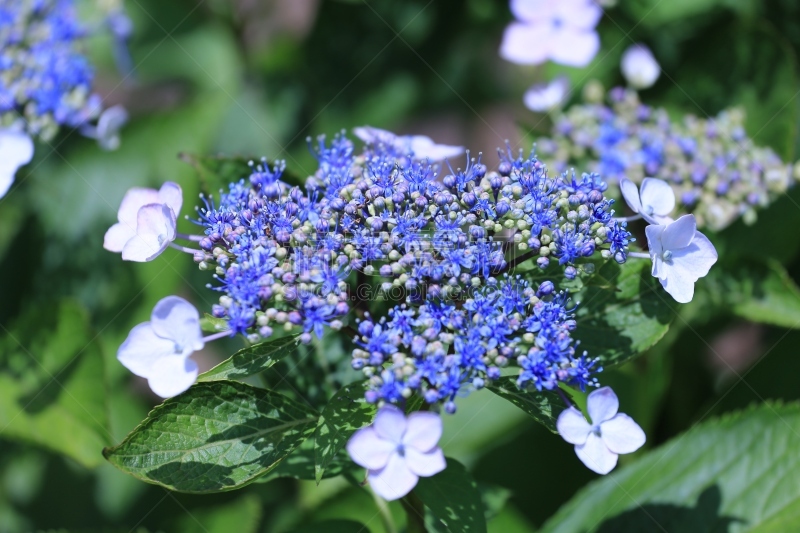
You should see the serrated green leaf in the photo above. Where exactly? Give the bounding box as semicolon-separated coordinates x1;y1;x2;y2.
415;458;487;533
314;381;376;483
0;300;110;468
103;381;318;493
485;377;567;433
257;434;358;483
179;153;253;196
541;402;800;533
198;334;301;382
574;260;674;367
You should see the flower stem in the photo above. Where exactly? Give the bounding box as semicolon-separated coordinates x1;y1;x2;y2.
614;214;643;222
628;252;650;259
401;492;428;533
168;242;201;254
371;489;398;533
202;330;231;343
176;232;203;242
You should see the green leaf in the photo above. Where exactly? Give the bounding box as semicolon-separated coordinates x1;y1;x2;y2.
0;300;110;468
198;334;301;383
719;261;800;329
175;494;262;533
573;260;674;367
257;434;359;483
200;314;230;334
485;377;567;433
540;402;800;533
314;381;376;483
415;458;487;533
179;153;254;197
289;520;368;533
103;381;318;493
622;0;758;28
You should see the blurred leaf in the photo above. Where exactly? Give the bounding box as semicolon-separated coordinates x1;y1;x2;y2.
415;458;487;533
540;402;800;533
0;300;110;468
314;380;376;483
180;153;254;196
480;483;512;522
198;334;301;382
289;520;368;533
710;260;800;328
29;25;241;240
622;0;758;27
175;494;262;533
103;381;318;493
485;377;567;434
574;260;674;367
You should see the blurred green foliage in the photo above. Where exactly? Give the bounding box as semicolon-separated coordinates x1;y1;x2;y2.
3;0;800;531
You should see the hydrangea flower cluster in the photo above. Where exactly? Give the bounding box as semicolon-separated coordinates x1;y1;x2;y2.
0;0;129;198
537;87;800;230
174;130;631;412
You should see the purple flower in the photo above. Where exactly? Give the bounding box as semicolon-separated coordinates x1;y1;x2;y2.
557;387;645;474
346;406;446;500
500;0;602;67
117;296;205;398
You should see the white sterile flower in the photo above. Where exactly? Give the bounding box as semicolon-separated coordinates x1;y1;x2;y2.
645;214;718;303
621;44;660;90
620;177;675;224
104;182;183;262
346;405;446;501
0;129;34;199
118;296;204;398
500;0;602;67
354;126;464;161
523;76;570;112
557;387;645;475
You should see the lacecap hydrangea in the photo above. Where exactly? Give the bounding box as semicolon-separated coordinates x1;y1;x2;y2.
185;130;631;412
537;86;800;231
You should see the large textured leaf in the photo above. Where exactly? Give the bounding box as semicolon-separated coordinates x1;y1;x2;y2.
541;403;800;533
314;381;376;483
103;381;318;493
573;260;674;367
485;377;567;433
415;458;487;533
198;334;301;382
257;435;359;483
0;300;110;468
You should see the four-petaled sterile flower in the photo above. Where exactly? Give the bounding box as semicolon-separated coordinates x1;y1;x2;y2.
500;0;602;67
620;177;675;224
346;405;446;500
104;182;183;262
524;77;570;113
117;296;205;398
0;129;34;199
621;44;661;90
645;214;718;303
557;387;645;474
354;126;464;161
